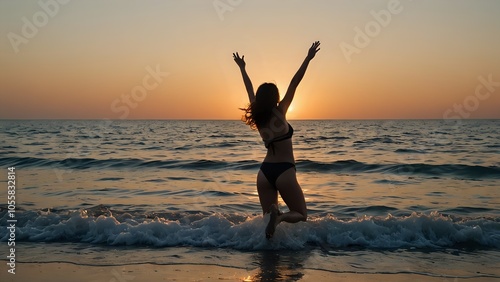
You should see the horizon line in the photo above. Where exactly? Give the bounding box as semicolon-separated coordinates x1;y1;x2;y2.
1;118;499;121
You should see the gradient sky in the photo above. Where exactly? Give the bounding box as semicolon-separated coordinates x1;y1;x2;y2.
1;0;499;120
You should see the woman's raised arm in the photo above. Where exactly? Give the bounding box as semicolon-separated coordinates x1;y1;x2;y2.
279;41;320;114
233;52;255;103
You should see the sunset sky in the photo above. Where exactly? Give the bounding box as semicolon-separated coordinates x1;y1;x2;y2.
1;0;499;120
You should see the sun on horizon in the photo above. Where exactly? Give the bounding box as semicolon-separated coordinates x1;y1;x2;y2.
1;1;499;120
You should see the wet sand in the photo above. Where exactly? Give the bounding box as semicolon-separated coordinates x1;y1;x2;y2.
2;262;495;282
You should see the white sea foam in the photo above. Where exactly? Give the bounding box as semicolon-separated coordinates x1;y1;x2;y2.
1;210;498;250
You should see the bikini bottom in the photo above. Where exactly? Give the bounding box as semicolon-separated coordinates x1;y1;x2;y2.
260;162;296;189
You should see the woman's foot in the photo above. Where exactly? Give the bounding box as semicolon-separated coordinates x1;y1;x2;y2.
265;204;281;239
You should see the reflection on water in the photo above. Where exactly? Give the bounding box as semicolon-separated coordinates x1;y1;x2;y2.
250;250;310;281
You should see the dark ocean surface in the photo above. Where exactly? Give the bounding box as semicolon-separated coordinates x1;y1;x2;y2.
1;119;499;279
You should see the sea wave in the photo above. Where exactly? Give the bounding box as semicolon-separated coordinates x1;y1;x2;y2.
1;206;498;250
1;156;499;179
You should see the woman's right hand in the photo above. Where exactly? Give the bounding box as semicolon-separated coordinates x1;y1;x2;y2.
233;52;246;68
307;41;321;60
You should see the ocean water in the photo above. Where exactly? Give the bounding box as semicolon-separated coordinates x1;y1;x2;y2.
0;119;499;280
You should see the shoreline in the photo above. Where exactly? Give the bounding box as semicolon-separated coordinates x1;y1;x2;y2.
1;262;496;282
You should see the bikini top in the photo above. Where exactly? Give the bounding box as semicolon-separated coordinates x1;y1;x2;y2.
264;123;294;153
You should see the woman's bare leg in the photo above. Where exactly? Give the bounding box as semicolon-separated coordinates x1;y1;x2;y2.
256;170;278;214
266;168;307;238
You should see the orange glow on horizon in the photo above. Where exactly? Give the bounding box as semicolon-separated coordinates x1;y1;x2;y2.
1;1;499;120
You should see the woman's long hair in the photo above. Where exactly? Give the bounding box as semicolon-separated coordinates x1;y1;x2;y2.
241;83;280;129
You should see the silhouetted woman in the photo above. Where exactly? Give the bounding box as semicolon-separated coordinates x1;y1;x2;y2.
233;41;320;238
